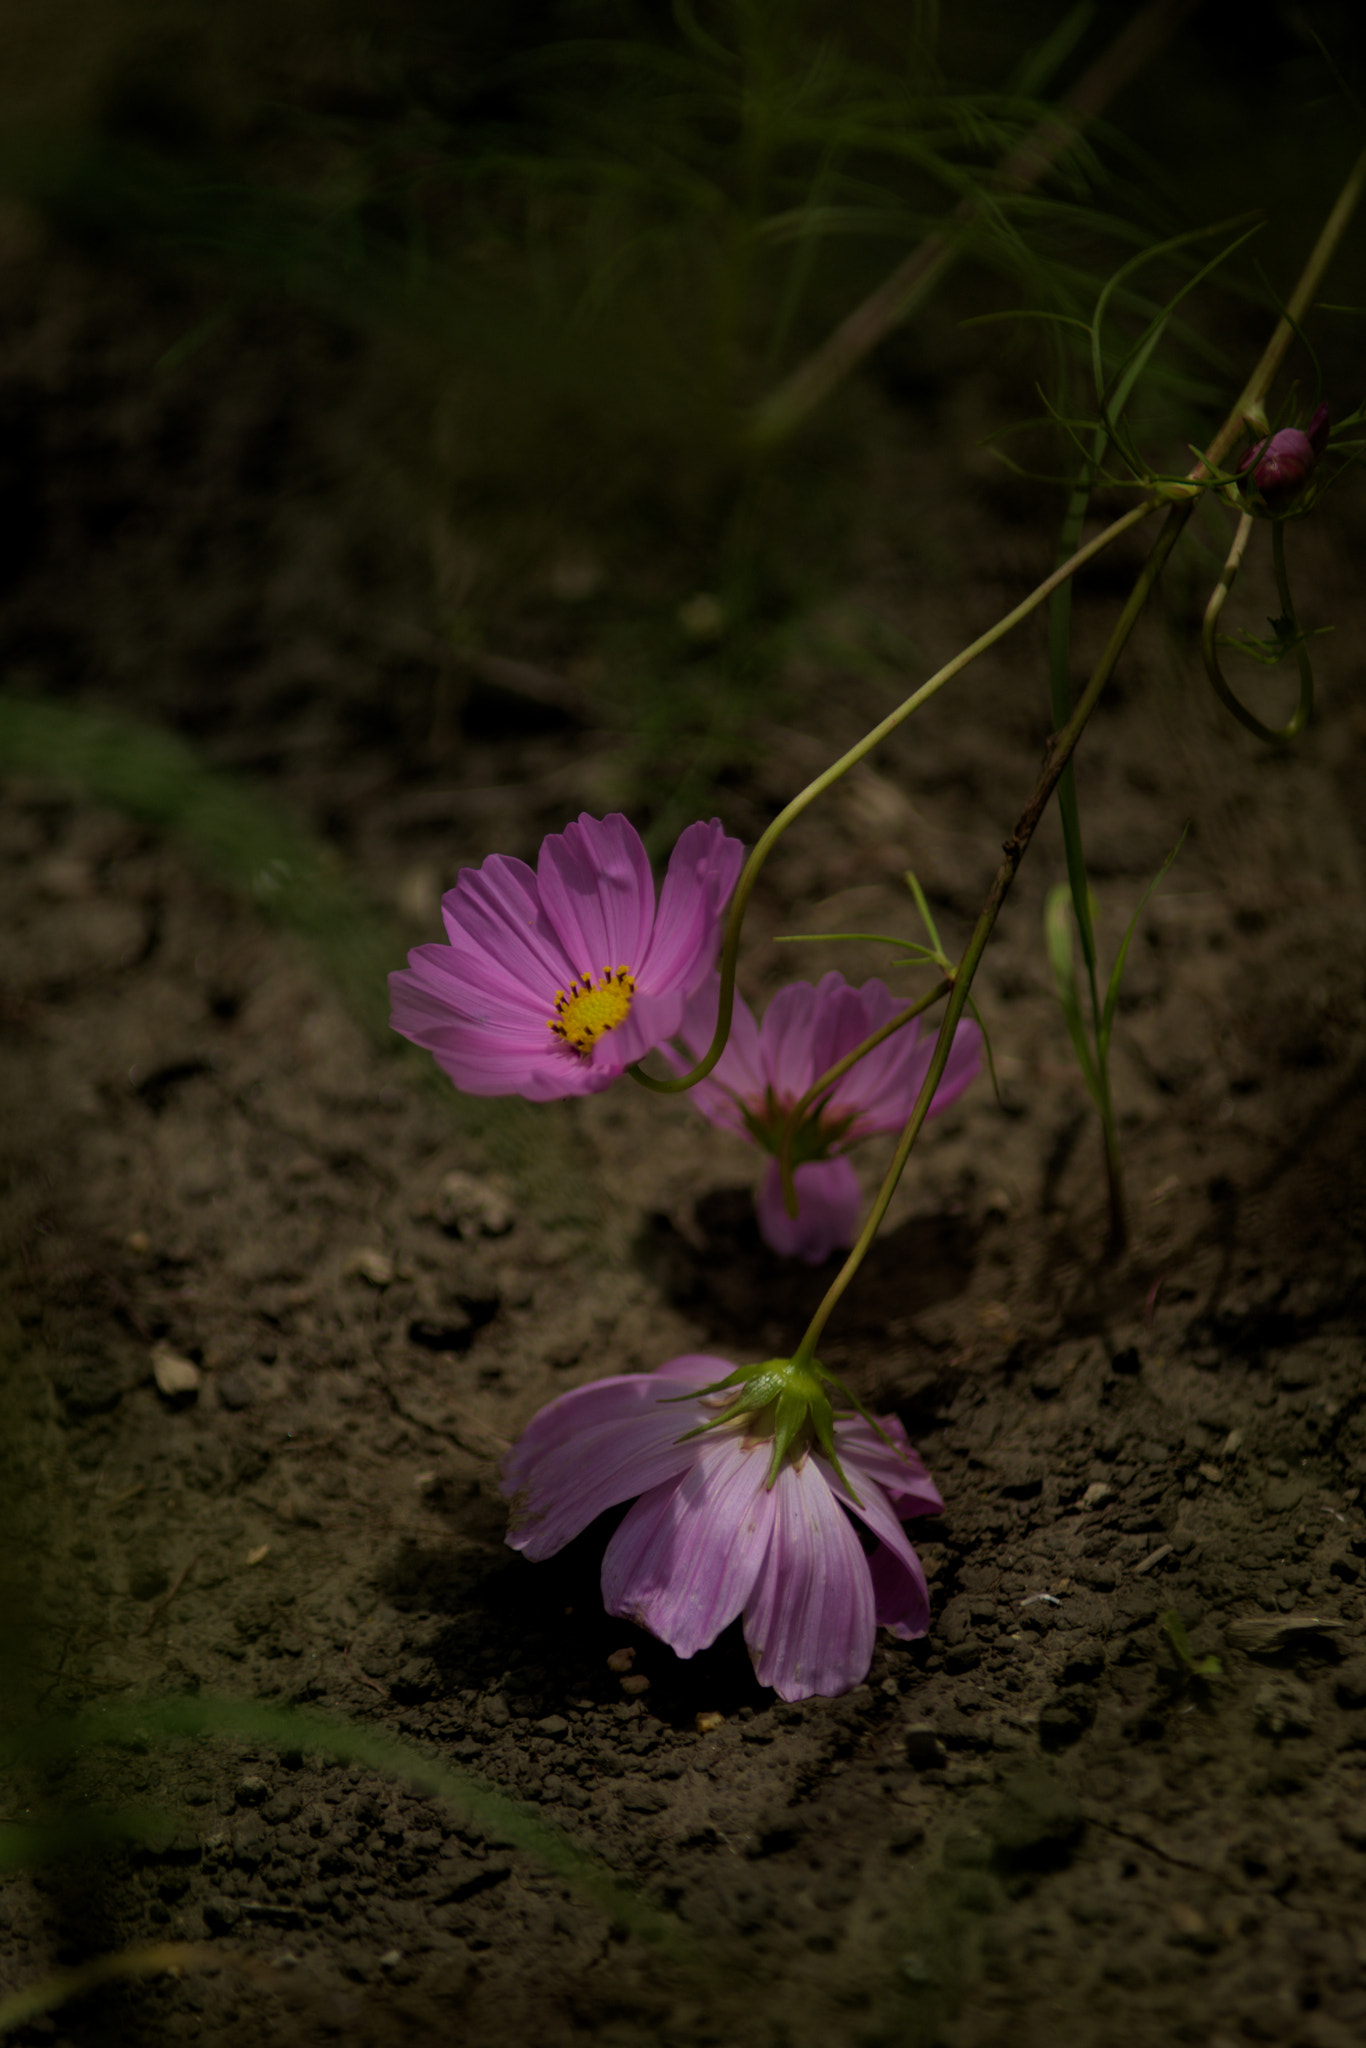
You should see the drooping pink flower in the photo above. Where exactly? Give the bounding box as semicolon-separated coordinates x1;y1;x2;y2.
389;813;743;1100
669;973;982;1261
501;1354;943;1702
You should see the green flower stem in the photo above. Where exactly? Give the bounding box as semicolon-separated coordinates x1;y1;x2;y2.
774;976;954;1220
628;496;1160;1098
790;500;1193;1367
1180;144;1366;479
1202;513;1313;742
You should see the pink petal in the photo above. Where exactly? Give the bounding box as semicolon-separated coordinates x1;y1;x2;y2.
756;981;821;1101
822;983;981;1137
741;1456;876;1700
388;960;543;1047
804;973;878;1083
819;1453;932;1641
536;815;656;982
438;855;579;1005
664;975;764;1133
501;1363;731;1558
601;986;690;1070
930;1016;984;1114
756;1155;862;1263
833;1414;944;1519
638;821;744;998
601;1431;776;1657
866;1537;932;1640
823;979;926;1127
389;967;625;1101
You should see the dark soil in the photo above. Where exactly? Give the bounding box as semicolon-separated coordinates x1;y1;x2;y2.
4;213;1366;2048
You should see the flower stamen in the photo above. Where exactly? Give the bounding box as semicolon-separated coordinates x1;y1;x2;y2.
549;965;637;1054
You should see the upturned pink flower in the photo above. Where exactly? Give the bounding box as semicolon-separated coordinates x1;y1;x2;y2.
669;972;982;1261
502;1354;943;1701
1238;403;1330;507
389;813;743;1100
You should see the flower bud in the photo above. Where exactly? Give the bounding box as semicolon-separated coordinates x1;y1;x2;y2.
1238;406;1330;508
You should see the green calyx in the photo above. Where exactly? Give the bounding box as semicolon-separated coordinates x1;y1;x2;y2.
739;1086;856;1167
670;1356;868;1498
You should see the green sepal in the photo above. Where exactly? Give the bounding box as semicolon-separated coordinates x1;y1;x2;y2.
665;1358;797;1441
793;1371;861;1503
665;1355;890;1506
738;1087;857;1167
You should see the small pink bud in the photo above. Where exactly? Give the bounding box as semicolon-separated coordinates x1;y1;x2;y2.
1238;425;1318;505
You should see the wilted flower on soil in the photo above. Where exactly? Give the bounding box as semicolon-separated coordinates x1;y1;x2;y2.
502;1353;943;1702
1238;403;1330;507
669;972;982;1261
389;813;743;1100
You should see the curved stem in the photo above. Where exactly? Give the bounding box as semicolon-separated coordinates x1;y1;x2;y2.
775;977;952;1219
628;495;1160;1097
1271;518;1316;737
637;143;1366;1106
791;502;1192;1366
1177;144;1366;486
1202;512;1313;743
1230;145;1366;444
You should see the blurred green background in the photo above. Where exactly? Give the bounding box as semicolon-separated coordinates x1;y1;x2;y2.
0;0;1362;843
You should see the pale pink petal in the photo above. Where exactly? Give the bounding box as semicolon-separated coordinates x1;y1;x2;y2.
601;1431;776;1657
804;973;878;1084
833;1413;945;1519
742;1457;876;1700
437;855;579;1003
647;1353;742;1391
756;1155;862;1263
501;1362;731;1558
756;981;821;1101
828;991;981;1136
663;975;764;1133
388;957;544;1044
822;979;923;1126
536;815;656;981
930;1016;984;1113
866;1538;932;1639
638;821;744;997
389;965;628;1101
818;1454;932;1641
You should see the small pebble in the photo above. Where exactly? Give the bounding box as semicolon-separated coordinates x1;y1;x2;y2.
345;1247;395;1287
435;1170;515;1239
151;1343;201;1401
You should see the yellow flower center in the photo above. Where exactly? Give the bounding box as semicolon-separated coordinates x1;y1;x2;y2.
548;965;636;1054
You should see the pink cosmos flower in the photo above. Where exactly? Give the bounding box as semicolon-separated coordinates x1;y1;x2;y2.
389;813;743;1100
669;972;982;1262
502;1354;943;1702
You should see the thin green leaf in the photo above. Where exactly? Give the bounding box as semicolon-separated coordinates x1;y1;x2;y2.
1098;828;1188;1057
964;991;1001;1103
904;868;944;954
1044;884;1102;1108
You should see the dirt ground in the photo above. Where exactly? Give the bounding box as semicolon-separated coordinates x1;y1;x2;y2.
3;204;1366;2048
